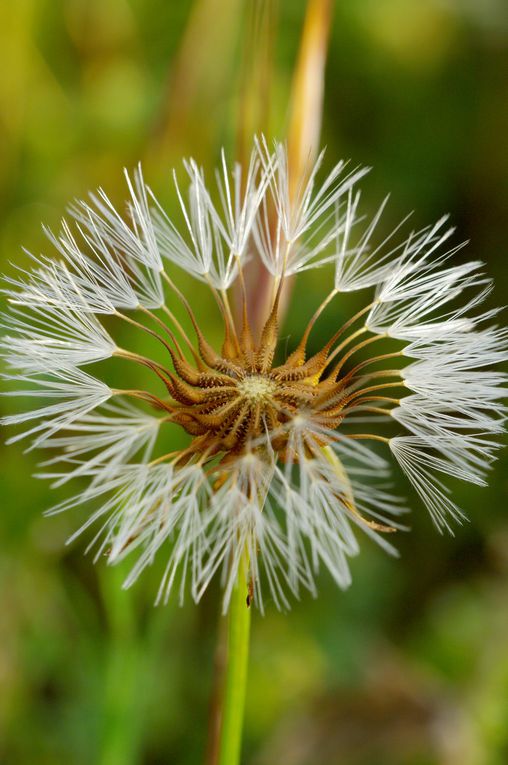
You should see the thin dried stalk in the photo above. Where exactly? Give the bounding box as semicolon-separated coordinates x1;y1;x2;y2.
249;0;335;332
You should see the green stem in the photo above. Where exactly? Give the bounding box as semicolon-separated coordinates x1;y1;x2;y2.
217;557;252;765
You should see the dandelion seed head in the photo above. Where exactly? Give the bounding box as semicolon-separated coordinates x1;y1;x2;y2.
2;137;506;610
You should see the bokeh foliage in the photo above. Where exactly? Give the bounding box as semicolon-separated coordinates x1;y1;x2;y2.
1;1;507;763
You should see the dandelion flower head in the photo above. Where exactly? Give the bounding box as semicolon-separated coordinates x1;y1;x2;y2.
2;138;506;610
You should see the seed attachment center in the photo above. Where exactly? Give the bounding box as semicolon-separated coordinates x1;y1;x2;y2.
237;375;276;404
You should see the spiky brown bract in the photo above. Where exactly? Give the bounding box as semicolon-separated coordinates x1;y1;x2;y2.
161;281;354;461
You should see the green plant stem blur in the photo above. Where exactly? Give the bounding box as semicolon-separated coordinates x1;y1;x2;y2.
98;565;144;765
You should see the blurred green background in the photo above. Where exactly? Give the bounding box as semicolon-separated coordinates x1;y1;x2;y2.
1;1;508;764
